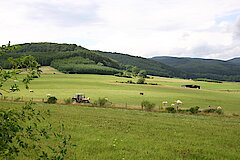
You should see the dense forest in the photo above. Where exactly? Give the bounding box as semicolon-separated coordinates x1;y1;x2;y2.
151;56;240;81
51;57;120;74
94;50;189;78
0;43;122;75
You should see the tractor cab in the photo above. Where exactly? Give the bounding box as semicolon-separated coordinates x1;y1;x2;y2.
72;93;90;103
75;93;85;99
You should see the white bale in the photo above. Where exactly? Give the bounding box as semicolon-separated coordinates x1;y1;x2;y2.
46;94;51;97
162;101;168;105
217;106;222;110
175;100;182;105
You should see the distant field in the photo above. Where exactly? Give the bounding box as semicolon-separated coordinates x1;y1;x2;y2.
1;101;239;159
2;70;240;114
40;66;64;74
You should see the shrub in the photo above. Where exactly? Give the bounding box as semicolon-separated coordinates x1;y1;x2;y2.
64;98;72;104
94;97;109;107
177;108;188;112
216;108;224;115
141;100;155;111
126;80;135;84
138;70;147;78
189;106;200;114
165;106;176;113
137;78;145;84
46;96;57;104
203;108;217;113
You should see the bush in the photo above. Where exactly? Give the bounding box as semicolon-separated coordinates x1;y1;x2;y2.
46;96;57;104
177;108;188;112
165;106;176;113
138;70;147;78
203;108;217;113
137;78;145;84
141;100;155;111
64;98;72;104
216;108;224;115
94;97;110;107
126;80;135;84
189;106;200;114
202;107;224;115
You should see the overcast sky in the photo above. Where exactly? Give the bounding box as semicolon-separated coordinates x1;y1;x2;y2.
1;0;240;60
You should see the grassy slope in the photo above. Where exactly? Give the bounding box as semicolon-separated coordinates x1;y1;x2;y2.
2;74;240;114
1;101;239;159
40;66;64;74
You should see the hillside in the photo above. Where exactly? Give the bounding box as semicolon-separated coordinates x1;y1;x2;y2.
0;43;121;75
94;51;188;78
228;57;240;64
151;56;240;81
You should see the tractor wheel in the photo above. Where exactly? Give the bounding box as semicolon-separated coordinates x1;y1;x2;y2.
72;99;77;104
83;100;90;103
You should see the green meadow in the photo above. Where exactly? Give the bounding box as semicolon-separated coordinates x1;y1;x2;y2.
1;67;240;159
1;101;240;159
2;66;240;114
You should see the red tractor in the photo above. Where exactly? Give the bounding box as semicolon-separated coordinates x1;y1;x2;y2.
72;93;90;103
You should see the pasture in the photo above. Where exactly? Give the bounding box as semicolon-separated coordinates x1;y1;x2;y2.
2;67;240;114
1;67;240;159
0;101;240;159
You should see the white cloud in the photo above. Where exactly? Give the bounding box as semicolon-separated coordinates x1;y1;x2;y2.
0;0;240;60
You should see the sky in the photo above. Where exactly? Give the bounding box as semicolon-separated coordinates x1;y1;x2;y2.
0;0;240;60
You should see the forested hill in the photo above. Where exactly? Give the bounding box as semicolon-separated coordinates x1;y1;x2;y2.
94;50;188;78
151;56;240;81
8;43;120;68
0;43;121;75
227;57;240;64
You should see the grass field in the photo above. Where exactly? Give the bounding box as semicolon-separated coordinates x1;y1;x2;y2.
2;66;240;114
1;67;240;159
1;101;240;159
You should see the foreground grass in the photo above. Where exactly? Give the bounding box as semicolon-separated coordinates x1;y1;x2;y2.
1;101;240;159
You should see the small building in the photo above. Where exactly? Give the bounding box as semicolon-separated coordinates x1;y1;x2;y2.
181;84;200;89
